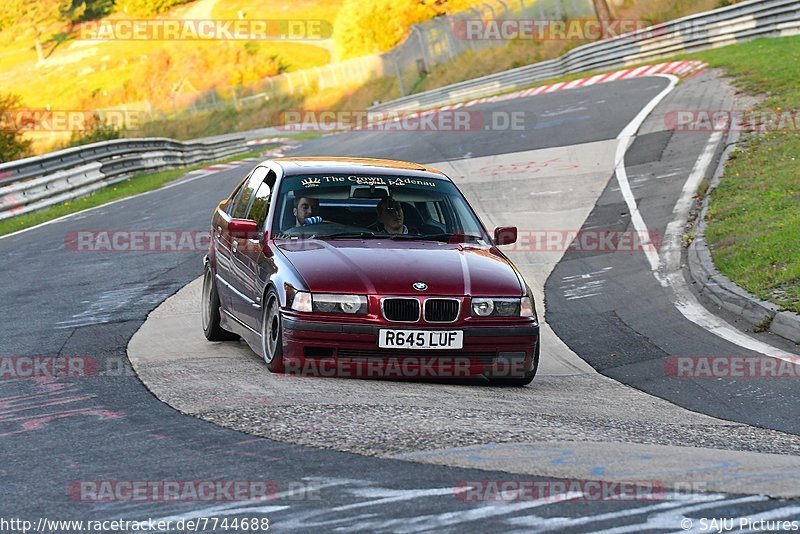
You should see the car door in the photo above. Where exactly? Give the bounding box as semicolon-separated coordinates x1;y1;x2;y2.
228;167;276;328
215;169;259;313
231;167;278;330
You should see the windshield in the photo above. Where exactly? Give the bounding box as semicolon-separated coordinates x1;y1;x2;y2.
271;173;490;242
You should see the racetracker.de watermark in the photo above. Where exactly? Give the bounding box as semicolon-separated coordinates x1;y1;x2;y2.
665;356;800;378
281;357;530;380
276;110;527;132
455;479;666;501
0;356;95;379
65;230;214;253
501;229;662;253
0;110;146;132
664;109;800;132
0;356;139;379
451;19;653;41
64;229;661;253
79;19;332;40
67;480;320;501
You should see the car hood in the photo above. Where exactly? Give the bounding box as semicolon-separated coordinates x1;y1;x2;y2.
275;239;523;296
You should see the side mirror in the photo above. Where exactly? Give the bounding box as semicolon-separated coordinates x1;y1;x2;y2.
494;226;517;246
229;218;260;240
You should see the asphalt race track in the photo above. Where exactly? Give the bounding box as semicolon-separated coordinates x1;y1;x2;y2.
1;71;799;531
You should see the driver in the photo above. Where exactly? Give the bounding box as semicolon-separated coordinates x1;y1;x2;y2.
294;196;322;226
375;197;409;235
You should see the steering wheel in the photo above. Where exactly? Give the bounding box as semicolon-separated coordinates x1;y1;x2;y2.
278;223;326;238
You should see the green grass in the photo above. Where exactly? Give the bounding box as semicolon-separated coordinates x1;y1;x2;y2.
281;131;324;140
692;36;800;313
0;148;265;237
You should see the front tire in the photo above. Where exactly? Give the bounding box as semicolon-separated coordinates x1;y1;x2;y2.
201;266;239;341
261;289;285;373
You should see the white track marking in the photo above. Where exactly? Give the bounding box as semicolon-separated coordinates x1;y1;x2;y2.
613;74;679;272
677;505;800;533
592;495;768;534
561;278;607;301
658;133;799;360
358;492;586;533
330;486;471;513
660;131;724;276
128;478;350;530
505;493;727;530
612;75;798;359
131;505;288;531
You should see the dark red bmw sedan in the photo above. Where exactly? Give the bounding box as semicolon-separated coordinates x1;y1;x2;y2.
202;157;540;385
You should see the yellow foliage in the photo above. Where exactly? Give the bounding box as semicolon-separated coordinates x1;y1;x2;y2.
333;0;476;59
96;43;286;108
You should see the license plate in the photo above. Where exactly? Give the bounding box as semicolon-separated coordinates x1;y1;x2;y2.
378;329;463;350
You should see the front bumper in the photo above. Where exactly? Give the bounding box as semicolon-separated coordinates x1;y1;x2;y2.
281;316;539;380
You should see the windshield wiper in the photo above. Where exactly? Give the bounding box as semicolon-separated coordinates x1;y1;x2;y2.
409;233;484;242
323;231;382;239
322;231;485;242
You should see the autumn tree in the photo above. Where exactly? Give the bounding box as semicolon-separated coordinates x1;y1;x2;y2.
0;0;65;64
116;0;192;16
333;0;476;60
592;0;613;22
0;93;33;163
72;0;116;21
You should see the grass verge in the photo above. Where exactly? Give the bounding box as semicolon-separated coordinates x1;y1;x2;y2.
0;148;265;238
692;36;800;314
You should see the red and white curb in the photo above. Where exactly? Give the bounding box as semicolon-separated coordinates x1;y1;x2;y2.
186;138;300;175
186;157;262;175
259;144;298;159
186;143;301;175
245;137;294;146
462;60;707;107
347;60;707;131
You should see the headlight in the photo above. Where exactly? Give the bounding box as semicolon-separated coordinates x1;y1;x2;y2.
312;293;368;315
471;297;525;317
290;291;312;312
471;298;495;317
494;299;520;316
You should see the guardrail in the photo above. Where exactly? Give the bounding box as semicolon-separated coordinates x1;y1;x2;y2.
0;136;251;221
371;0;800;111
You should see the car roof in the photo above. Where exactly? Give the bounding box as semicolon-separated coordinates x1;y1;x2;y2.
267;157;450;181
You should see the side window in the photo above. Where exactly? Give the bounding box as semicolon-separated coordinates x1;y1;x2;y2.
230;167;268;219
247;169;276;229
226;183;245;215
228;182;254;219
